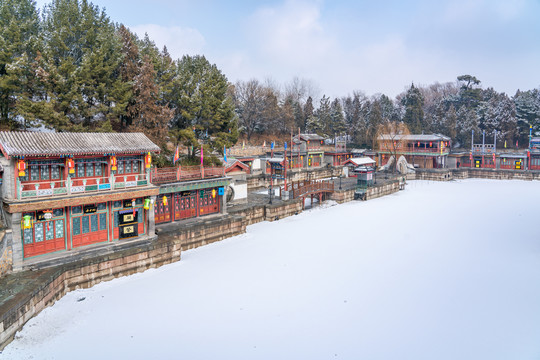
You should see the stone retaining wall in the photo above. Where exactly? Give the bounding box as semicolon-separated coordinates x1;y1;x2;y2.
330;189;355;204
157;215;246;251
0;237;181;349
415;168;540;181
365;180;400;200
264;200;303;221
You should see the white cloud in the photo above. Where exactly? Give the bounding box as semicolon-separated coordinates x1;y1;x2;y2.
130;24;205;59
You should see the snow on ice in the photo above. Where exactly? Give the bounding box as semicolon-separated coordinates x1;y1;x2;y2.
3;179;540;360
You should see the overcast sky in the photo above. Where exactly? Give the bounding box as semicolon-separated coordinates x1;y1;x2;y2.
35;0;540;98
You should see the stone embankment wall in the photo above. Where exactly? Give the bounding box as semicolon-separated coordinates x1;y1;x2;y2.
157;215;246;251
0;237;181;349
365;180;400;200
415;168;540;181
330;189;355;203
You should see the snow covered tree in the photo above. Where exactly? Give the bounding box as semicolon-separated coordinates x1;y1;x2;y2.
330;98;346;136
401;84;424;133
514;89;540;141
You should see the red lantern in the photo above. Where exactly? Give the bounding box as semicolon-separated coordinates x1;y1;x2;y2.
66;157;75;174
429;142;432;147
145;152;152;169
492;153;496;162
110;155;117;171
417;142;420;147
17;159;27;177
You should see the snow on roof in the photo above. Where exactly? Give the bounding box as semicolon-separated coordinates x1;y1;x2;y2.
344;157;376;166
378;133;451;142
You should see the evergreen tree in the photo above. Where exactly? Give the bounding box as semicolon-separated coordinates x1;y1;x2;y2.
315;95;332;136
170;55;237;155
0;0;40;128
330;98;346;135
401;84;424;133
514;89;540;141
302;96;314;131
38;0;127;131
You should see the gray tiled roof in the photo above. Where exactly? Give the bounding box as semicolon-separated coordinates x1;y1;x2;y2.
0;132;160;157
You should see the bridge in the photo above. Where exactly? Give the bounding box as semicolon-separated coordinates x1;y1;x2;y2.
283;180;334;209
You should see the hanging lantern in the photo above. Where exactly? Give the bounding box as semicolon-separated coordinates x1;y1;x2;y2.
43;210;53;231
17;159;27;177
212;189;216;198
493;153;496;162
22;214;33;229
110;155;117;171
429;142;432;147
417;142;420;147
162;195;168;206
145;152;152;169
66;157;75;174
143;198;151;210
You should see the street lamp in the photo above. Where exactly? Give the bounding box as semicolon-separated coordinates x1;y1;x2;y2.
339;175;342;190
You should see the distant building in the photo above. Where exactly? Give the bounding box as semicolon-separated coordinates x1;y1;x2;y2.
377;134;451;169
291;134;325;169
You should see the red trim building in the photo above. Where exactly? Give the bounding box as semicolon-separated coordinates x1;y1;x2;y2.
0;132;160;271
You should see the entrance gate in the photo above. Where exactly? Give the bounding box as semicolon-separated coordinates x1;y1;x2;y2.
175;192;197;220
154;196;172;224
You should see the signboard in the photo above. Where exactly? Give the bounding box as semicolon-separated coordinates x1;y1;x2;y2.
119;224;138;239
36;211;46;221
119;209;138;225
218;187;225;196
83;204;97;214
123;199;134;208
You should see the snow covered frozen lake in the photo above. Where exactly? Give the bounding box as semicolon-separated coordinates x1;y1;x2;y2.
3;179;540;360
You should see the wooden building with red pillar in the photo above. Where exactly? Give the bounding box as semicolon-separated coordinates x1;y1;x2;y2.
150;164;229;225
0;132;160;271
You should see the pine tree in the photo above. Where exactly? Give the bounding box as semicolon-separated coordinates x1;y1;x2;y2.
316;95;332;136
302;96;314;131
170;55;237;156
0;0;40;128
401;84;424;133
330;98;346;135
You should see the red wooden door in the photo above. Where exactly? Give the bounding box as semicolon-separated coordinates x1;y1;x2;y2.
154;197;171;224
72;213;108;248
23;220;66;258
199;191;219;216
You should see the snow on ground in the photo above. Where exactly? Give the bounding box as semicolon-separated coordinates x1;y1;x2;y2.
3;179;540;360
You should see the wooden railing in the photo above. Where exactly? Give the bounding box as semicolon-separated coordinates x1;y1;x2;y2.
18;173;150;200
285;180;334;199
150;165;225;184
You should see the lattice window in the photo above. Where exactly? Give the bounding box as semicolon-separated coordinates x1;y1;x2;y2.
55;220;64;239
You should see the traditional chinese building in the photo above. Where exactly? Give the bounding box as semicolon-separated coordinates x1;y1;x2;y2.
529;137;540;170
377;134;451;169
290;134;325;169
323;138;352;166
0;132;160;271
150;164;229;224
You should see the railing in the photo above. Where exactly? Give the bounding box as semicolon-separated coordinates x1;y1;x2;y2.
18;173;150;200
380;147;447;154
285;180;334;199
150;165;225;184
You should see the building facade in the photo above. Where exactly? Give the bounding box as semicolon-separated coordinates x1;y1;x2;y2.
378;134;451;169
0;132;160;271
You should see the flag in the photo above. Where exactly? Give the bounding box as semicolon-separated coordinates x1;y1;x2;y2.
201;145;204;165
173;145;180;164
223;145;227;163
